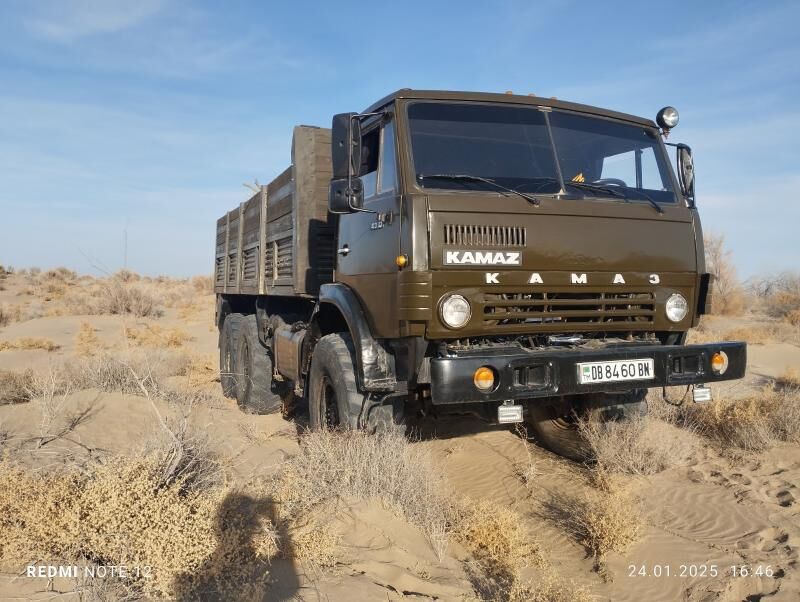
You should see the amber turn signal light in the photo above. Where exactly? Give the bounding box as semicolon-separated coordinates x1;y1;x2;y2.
473;366;496;391
395;254;408;268
710;351;729;375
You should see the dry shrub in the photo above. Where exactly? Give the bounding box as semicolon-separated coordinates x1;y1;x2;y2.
684;387;800;451
125;323;192;348
75;321;105;357
0;456;278;599
273;429;450;560
751;271;800;322
60;279;163;318
456;499;544;595
43;267;77;282
578;414;698;475
704;232;745;315
0;304;26;327
182;353;220;387
777;368;800;390
546;486;642;569
191;275;213;294
722;325;774;345
0;369;35;404
0;337;60;352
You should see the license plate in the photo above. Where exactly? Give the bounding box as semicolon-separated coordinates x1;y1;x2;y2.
577;358;654;384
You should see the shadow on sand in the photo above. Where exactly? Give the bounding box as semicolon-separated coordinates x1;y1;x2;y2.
173;492;300;601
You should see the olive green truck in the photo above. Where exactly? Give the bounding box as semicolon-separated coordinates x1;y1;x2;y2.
214;89;746;459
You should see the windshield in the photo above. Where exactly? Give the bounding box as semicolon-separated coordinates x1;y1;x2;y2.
408;101;677;204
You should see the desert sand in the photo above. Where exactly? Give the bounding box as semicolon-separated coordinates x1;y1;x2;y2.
0;269;799;601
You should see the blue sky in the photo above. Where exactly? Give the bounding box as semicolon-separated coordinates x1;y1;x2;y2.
0;0;797;278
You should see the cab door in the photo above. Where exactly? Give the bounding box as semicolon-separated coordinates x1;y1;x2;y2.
335;113;402;337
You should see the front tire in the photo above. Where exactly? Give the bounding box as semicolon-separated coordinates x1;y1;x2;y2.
308;333;365;430
525;390;648;461
235;315;282;414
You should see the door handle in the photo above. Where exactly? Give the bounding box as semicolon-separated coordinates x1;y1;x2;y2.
337;244;350;256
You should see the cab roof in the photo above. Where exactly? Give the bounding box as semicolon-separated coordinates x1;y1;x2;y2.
365;89;657;129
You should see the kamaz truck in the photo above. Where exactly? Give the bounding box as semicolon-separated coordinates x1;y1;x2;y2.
214;89;745;459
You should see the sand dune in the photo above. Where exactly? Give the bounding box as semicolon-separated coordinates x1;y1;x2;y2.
1;270;799;601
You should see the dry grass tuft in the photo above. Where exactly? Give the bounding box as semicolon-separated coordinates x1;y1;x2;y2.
273;429;450;560
0;369;35;404
578;414;699;476
0;456;278;599
456;499;544;594
125;323;192;348
0;337;60;352
776;368;800;390
75;321;105;357
722;325;774;345
683;387;800;451
545;485;643;570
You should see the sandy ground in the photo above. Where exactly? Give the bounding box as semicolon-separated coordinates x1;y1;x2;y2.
1;271;799;601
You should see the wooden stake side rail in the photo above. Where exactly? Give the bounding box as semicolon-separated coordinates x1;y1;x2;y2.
213;126;335;298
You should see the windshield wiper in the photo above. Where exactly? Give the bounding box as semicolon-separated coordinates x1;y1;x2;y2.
418;173;540;206
566;181;664;215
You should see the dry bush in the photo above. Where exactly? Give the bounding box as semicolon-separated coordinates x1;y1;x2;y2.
43;267;78;282
721;325;775;345
273;429;450;560
191;275;214;294
704;232;745;315
0;304;26;327
0;369;35;404
545;486;642;569
59;279;164;318
75;321;105;357
0;337;60;352
0;456;278;599
683;387;800;451
578;414;698;476
751;271;800;322
125;323;192;348
777;368;800;390
456;499;544;595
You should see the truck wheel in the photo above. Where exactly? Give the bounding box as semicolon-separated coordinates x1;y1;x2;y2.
525;390;647;461
219;313;243;398
308;333;365;430
235;315;283;414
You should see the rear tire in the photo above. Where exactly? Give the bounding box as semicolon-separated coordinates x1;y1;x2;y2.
525;390;648;461
235;315;283;414
219;313;243;398
308;333;365;430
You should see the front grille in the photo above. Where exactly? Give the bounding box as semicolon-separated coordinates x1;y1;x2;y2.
483;291;655;328
444;224;526;247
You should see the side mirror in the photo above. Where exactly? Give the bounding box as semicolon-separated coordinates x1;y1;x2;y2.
677;144;695;204
328;176;364;213
331;112;362;179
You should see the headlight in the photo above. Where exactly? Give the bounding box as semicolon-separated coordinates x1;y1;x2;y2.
440;294;471;329
665;293;688;323
656;106;679;129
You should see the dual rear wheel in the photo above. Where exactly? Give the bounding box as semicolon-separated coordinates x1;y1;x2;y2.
219;313;284;414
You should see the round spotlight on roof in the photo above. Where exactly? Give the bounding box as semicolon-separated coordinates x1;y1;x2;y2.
657;106;680;130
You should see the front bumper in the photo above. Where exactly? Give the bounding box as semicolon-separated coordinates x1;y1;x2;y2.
429;341;746;404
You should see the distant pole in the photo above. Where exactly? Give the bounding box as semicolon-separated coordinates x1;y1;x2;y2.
123;220;129;270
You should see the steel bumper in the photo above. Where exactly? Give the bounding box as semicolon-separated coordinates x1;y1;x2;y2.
429;341;746;404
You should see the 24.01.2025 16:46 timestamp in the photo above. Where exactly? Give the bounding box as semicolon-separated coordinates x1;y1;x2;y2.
627;564;777;578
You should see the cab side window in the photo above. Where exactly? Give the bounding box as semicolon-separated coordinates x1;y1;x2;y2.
359;127;380;199
379;120;397;194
